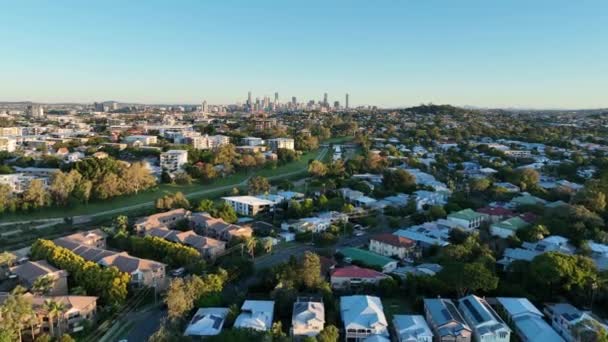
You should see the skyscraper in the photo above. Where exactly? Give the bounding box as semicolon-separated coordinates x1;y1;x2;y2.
202;100;208;113
323;93;328;107
274;92;279;106
345;93;349;109
291;96;297;107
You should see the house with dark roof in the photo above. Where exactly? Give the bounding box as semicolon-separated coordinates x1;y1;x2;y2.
424;298;472;342
457;295;511;342
145;227;226;259
10;260;69;296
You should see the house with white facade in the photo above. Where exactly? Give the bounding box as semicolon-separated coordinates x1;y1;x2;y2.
447;209;488;231
495;297;564;342
457;295;511;342
393;315;434;342
340;295;389;341
160;149;188;173
292;298;325;338
424;298;472;342
184;307;229;337
222;196;275;216
234;300;275;331
544;303;608;342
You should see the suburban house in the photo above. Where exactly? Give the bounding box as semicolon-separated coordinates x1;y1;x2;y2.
10;260;69;296
495;297;564;342
457;295;511;342
190;212;253;241
145;227;226;259
134;208;191;233
54;237;167;290
393;315;433;342
160;149;188;173
291;298;325;338
475;207;515;223
340;295;389;341
446;209;488;231
222;196;275;216
339;247;398;273
424;298;472;342
0;292;98;337
285;217;332;233
490;217;530;239
413;190;449;211
544;303;608;342
61;229;108;249
184;307;230;337
234;300;275;331
266;137;295;151
369;233;419;260
330;266;389;290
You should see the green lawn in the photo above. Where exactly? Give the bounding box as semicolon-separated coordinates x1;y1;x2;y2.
0;149;324;223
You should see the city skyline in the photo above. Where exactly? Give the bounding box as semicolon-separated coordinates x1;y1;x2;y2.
1;0;608;109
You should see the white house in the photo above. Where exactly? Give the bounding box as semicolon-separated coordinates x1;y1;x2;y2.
160;149;188;173
184;307;229;337
544;303;608;342
393;315;433;342
234;300;275;332
495;297;564;342
222;196;275;216
267;138;295;151
457;295;511;342
340;295;389;341
292;298;325;338
446;209;488;231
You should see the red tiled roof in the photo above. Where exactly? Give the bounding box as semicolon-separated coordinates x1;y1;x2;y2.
330;265;386;279
370;233;414;248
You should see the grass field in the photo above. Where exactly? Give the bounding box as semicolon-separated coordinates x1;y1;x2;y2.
0;148;326;223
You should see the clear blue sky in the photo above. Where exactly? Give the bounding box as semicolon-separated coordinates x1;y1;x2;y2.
1;0;607;108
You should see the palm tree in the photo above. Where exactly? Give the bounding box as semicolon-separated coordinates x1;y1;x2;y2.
43;299;65;337
245;237;257;260
32;275;54;296
262;238;273;254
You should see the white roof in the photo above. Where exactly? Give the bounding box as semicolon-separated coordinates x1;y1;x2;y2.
393;315;433;340
589;241;608;255
184;307;229;336
222;196;275;206
293;301;325;328
234;300;275;331
340;295;388;336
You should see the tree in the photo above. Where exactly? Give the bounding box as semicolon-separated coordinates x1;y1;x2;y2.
22;179;50;210
166;278;192;321
248;176;270;195
262;238;273;254
0;252;16;268
516;224;549;242
245;237;257;260
0;288;34;342
438;262;498;297
469;178;490;192
382;169;416;193
114;215;129;235
196;199;215;212
528;252;597;299
317;325;339;342
215;202;237;223
301;252;322;289
516;168;540;190
573;186;606;213
0;184;15;213
32;276;54;296
308;160;328;178
43;299;65;337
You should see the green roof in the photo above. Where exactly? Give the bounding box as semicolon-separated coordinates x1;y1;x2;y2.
447;208;486;221
340;247;395;267
492;217;529;231
512;195;546;206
